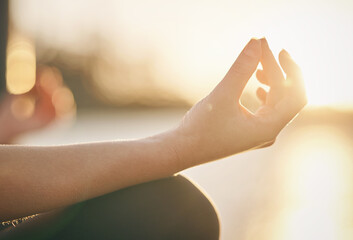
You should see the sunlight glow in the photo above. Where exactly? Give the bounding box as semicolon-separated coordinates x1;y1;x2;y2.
277;126;353;240
10;0;353;107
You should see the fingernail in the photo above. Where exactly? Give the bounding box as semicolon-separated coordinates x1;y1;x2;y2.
244;39;258;58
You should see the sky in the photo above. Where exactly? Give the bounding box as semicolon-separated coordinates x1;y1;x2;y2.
10;0;353;108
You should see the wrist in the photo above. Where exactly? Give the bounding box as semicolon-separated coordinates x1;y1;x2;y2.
160;126;207;170
150;128;194;173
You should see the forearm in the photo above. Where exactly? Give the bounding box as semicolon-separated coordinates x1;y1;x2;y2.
0;130;182;221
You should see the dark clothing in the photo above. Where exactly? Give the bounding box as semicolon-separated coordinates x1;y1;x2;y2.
0;175;219;240
0;0;8;94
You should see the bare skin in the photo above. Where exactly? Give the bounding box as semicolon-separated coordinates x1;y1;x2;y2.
0;38;306;221
174;38;306;167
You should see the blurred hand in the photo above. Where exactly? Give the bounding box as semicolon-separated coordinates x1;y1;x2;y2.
0;66;75;143
173;38;307;166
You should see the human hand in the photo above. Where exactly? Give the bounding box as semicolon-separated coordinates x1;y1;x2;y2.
173;38;307;167
0;66;75;143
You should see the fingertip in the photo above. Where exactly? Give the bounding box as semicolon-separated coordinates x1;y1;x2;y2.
260;38;274;62
256;87;267;103
279;49;291;61
260;37;269;49
219;38;263;99
279;49;302;77
256;87;267;95
256;69;266;84
258;69;274;87
253;38;262;48
244;38;261;58
281;48;290;56
256;69;263;77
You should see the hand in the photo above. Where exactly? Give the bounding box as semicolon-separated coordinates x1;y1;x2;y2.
0;66;75;143
173;38;307;167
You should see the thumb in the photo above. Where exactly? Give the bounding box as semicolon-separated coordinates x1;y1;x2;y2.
214;39;261;101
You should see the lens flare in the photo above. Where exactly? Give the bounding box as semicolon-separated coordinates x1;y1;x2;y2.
52;87;76;117
10;95;36;120
6;33;36;95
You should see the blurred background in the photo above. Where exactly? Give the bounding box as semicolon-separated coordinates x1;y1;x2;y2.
2;0;353;239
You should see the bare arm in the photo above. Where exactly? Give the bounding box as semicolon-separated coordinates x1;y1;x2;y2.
0;132;179;221
0;38;306;221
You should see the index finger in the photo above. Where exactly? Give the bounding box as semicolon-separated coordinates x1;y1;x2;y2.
213;38;261;101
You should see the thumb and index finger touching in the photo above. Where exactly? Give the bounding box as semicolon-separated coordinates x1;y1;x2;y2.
213;38;262;101
212;37;306;114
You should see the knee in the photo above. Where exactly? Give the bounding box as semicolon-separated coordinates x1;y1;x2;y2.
79;175;220;240
155;175;220;240
0;176;220;240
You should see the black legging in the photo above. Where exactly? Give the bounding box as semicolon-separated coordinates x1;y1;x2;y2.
0;0;8;94
0;175;219;240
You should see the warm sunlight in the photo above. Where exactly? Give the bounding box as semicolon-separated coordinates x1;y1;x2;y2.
10;0;353;108
267;13;353;109
2;1;352;239
276;125;353;240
